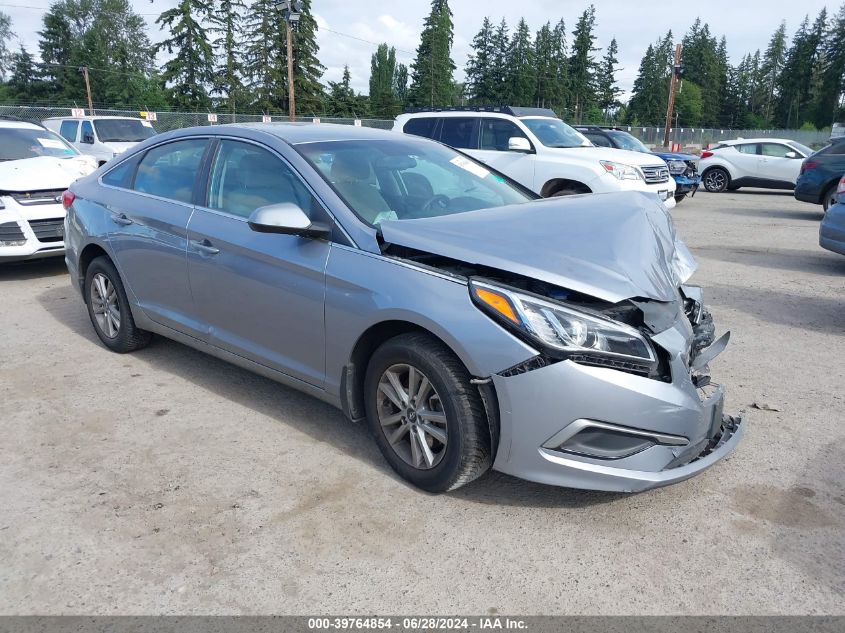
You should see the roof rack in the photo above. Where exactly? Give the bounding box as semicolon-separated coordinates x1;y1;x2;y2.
402;105;558;118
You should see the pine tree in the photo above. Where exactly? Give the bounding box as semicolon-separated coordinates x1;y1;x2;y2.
208;0;246;113
465;17;496;103
776;11;827;127
569;5;599;122
0;10;13;80
506;18;535;106
548;19;569;114
681;19;723;126
369;43;399;118
326;65;357;116
760;21;788;124
627;31;673;125
289;0;326;116
242;0;285;112
154;0;214;110
816;4;845;127
393;63;409;109
8;45;44;101
596;37;621;118
408;0;456;106
490;18;510;104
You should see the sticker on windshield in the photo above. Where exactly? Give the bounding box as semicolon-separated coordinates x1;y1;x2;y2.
37;138;67;149
141;121;153;128
450;155;489;179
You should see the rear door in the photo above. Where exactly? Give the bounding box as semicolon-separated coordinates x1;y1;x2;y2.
727;142;760;179
758;142;802;185
472;117;537;190
105;137;209;337
186;138;331;387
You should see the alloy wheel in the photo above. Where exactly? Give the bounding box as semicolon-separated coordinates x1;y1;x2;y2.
90;272;121;338
704;169;727;192
376;363;448;470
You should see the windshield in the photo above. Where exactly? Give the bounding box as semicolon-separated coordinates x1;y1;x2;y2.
93;118;156;142
0;127;79;161
607;130;651;153
787;141;813;156
297;139;535;226
520;117;589;148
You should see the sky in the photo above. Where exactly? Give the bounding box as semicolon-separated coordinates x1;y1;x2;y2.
0;0;836;97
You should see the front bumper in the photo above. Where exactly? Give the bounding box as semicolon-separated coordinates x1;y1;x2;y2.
672;174;701;196
0;198;66;262
491;358;744;492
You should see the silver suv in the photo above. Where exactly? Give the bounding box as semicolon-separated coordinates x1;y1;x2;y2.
63;123;742;493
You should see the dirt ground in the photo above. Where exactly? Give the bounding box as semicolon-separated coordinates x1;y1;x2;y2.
1;189;843;615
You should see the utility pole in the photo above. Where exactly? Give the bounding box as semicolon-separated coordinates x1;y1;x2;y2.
81;66;94;116
274;0;304;121
662;43;683;148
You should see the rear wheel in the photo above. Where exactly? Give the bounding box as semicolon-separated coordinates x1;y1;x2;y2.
822;185;837;211
84;256;151;353
364;333;493;492
703;167;730;193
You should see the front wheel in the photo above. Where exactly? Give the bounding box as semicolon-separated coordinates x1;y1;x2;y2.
84;256;151;353
364;333;493;492
703;167;730;193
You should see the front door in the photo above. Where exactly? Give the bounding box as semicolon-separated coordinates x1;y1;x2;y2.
106;137;209;337
469;117;537;190
758;142;803;185
186;139;330;387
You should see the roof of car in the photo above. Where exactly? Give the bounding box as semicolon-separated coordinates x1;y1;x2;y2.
720;138;799;145
398;106;558;120
220;121;405;145
42;115;146;121
0;119;46;130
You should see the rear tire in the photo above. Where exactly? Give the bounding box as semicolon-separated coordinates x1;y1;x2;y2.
364;332;493;493
822;185;837;211
84;256;151;353
703;167;730;193
551;187;584;197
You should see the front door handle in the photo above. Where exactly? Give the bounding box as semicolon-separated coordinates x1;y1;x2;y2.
111;213;133;226
190;239;220;255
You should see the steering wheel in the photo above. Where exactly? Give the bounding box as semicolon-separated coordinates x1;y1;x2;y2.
421;194;451;215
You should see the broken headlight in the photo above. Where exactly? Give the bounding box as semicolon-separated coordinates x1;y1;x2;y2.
470;280;657;373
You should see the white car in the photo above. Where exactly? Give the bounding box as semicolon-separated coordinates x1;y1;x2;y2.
42;115;156;166
699;138;813;193
0;119;98;262
394;107;676;209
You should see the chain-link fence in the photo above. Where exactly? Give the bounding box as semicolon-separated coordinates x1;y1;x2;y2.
0;104;395;132
0;104;833;149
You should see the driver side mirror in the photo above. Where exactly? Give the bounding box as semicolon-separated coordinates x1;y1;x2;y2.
508;137;533;153
248;202;330;239
785;151;799;159
82;133;94;144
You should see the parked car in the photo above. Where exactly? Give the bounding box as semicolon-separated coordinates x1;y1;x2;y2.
43;115;157;166
575;125;701;204
819;175;845;255
64;123;742;493
794;138;845;211
698;137;812;193
394;107;677;208
0;118;97;262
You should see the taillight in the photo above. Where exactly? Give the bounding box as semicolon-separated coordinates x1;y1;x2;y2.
700;150;713;159
838;176;845;194
801;161;818;173
61;190;75;210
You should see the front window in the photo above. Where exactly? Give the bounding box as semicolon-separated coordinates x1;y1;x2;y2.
520;117;590;148
297;139;535;226
0;127;79;161
93;119;156;143
607;130;651;153
787;141;812;156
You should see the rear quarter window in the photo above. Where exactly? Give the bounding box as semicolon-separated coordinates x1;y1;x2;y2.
402;117;438;139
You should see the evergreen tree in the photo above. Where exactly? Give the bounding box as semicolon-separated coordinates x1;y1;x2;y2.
760;21;788;124
0;11;13;80
548;19;569;114
776;11;827;127
154;0;214;110
569;5;599;122
408;0;456;106
596;37;621;118
393;63;409;109
490;18;510;103
242;0;285;112
627;31;673;125
506;18;535;105
7;45;47;101
681;19;723;126
369;43;399;118
465;16;496;103
326;65;357;116
814;4;845;127
288;0;326;116
209;0;246;113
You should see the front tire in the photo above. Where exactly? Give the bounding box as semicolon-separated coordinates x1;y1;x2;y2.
703;167;730;193
674;194;686;204
364;333;493;492
84;256;151;353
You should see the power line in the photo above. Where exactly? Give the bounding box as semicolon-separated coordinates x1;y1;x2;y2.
320;27;415;56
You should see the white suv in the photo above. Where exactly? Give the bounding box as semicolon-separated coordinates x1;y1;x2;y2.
394;107;676;208
698;137;812;193
0;119;97;262
43;115;156;166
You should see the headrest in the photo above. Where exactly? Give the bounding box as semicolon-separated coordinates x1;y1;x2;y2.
331;151;371;182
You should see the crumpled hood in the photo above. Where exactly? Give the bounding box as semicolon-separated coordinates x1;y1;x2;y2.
0;155;97;192
652;151;699;162
557;145;671;167
380;191;697;304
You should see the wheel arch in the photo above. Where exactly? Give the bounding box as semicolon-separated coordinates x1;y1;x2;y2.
340;319;500;453
540;178;592;197
78;242;111;289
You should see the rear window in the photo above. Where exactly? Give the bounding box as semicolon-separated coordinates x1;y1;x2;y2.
815;142;845;156
132;139;207;203
439;117;478;149
403;117;438;139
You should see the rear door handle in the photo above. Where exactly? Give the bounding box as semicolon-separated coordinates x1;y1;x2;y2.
190;239;220;255
111;213;133;226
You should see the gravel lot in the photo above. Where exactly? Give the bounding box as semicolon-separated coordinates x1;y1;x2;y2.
1;190;843;615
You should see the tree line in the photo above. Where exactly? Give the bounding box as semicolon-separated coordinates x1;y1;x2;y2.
0;0;843;129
